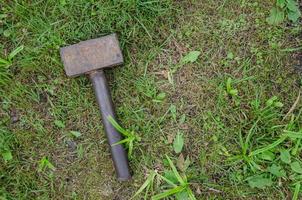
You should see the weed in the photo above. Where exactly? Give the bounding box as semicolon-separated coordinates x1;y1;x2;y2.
135;76;166;103
168;50;201;85
131;170;157;200
267;0;301;25
0;126;14;162
227;94;302;196
0;45;23;87
153;156;196;200
38;156;55;172
108;116;141;159
226;77;238;97
69;131;82;138
132;156;196;200
173;131;184;154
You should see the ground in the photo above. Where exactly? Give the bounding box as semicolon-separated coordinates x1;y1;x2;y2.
1;0;302;199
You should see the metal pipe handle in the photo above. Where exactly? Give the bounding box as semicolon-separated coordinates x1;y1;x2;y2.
89;70;131;181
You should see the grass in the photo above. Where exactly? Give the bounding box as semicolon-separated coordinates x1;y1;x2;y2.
108;115;141;158
1;0;302;199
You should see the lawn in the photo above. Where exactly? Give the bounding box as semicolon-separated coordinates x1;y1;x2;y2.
1;0;302;199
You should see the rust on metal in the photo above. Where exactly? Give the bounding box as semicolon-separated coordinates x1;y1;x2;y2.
60;33;124;77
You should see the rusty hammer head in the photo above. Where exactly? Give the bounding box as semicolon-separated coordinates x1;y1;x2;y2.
60;33;123;77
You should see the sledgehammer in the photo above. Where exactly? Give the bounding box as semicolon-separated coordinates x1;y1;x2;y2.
60;33;131;181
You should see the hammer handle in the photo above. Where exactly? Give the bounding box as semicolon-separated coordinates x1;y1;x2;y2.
89;70;131;181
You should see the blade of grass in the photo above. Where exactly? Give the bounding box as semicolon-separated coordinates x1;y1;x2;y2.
144;183;151;200
281;46;302;52
111;138;131;146
165;155;185;185
151;185;186;200
131;171;156;199
249;135;287;156
187;188;197;200
244;120;259;154
8;45;24;60
156;173;178;187
284;130;302;139
128;141;133;158
292;139;301;156
293;182;301;200
238;131;245;155
133;16;152;40
107;115;130;136
0;58;10;66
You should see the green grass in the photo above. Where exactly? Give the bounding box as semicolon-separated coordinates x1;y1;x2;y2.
1;0;302;199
